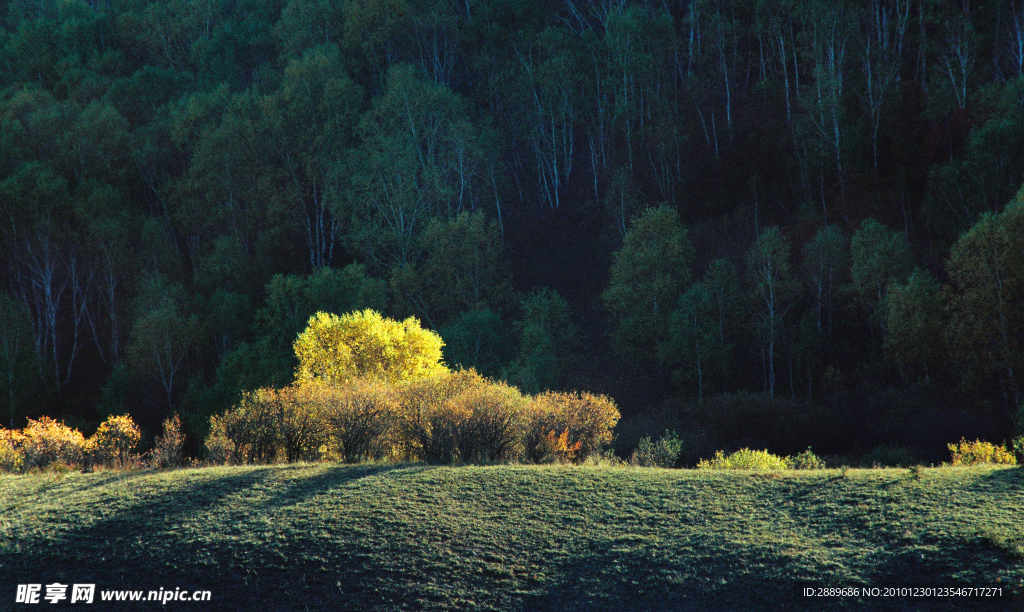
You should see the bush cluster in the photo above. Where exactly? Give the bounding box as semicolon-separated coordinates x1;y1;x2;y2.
947;438;1017;466
204;370;621;466
630;431;684;468
696;447;825;470
88;415;141;468
0;414;185;473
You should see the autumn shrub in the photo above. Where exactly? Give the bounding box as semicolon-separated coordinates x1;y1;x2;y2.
88;414;141;467
0;429;26;473
947;438;1017;466
394;369;481;462
449;379;530;463
630;431;683;468
204;413;236;465
525;391;620;463
697;448;789;470
392;370;533;464
205;392;281;464
204;386;332;464
151;413;185;468
21;417;87;469
315;379;397;463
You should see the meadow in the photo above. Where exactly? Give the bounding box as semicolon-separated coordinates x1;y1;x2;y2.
1;464;1022;611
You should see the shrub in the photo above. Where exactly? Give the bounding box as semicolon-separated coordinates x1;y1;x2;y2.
947;438;1017;466
786;448;825;470
449;379;530;463
1015;436;1024;463
22;417;87;469
697;448;789;470
89;414;141;467
294;310;447;386
527;391;620;464
151;413;185;468
0;429;26;473
204;385;334;465
204;413;236;465
861;445;918;468
394;369;530;464
275;386;330;462
395;369;481;463
316;379;397;463
528;428;582;464
630;431;683;468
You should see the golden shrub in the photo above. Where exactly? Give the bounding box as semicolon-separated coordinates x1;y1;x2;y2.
393;369;530;464
947;438;1017;466
526;391;620;463
449;378;529;463
394;369;482;462
697;448;789;470
311;379;397;463
22;417;87;469
0;428;26;473
89;414;141;467
204;413;236;465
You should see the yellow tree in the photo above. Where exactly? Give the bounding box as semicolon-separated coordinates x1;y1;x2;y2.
293;309;447;386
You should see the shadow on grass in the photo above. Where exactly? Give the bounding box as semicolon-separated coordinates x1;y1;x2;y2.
258;463;437;512
1;464;445;611
523;535;1023;612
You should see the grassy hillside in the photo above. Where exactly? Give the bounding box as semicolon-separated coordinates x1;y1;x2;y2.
1;464;1022;611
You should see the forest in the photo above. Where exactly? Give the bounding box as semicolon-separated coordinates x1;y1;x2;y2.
1;0;1023;463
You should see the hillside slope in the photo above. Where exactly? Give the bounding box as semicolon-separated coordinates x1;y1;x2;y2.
1;465;1022;611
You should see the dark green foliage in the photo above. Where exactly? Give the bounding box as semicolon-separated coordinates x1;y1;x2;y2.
629;431;683;468
2;0;1024;461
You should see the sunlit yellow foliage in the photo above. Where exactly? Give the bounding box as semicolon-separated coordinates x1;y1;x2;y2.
0;428;26;473
21;417;87;469
947;438;1017;466
89;414;141;467
151;413;185;468
294;310;447;386
697;448;789;470
526;391;620;464
388;369;536;464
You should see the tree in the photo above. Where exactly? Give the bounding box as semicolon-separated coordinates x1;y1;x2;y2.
347;64;491;269
439;309;511;380
849;219;912;344
603;205;692;358
802;225;847;343
945;200;1024;408
269;44;363;269
0;294;40;427
293;309;447;386
661;259;741;399
397;210;513;327
884;269;946;384
506;287;576;393
127;299;200;410
746;227;797;397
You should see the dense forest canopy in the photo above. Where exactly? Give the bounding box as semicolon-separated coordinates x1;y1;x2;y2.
2;0;1023;460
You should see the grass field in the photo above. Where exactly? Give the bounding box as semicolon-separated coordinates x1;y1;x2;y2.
1;464;1022;611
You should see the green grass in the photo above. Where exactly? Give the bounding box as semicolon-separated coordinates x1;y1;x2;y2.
1;464;1022;611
